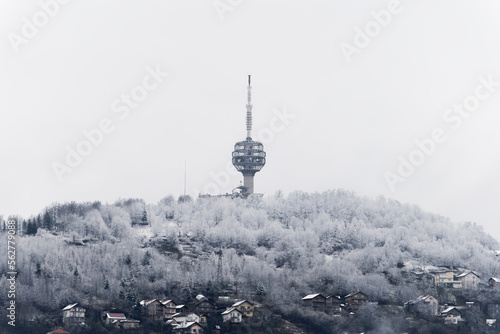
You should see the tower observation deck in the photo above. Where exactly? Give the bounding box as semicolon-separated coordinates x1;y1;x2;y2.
232;75;266;195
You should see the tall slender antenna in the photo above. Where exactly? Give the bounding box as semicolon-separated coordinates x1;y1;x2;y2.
184;160;187;197
246;75;252;140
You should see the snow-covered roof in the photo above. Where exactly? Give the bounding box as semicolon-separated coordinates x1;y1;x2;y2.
196;294;208;301
106;313;126;320
345;291;366;298
490;277;500;282
62;303;79;311
160;299;176;305
174;321;200;329
302;293;324;300
140;299;157;306
222;307;241;315
457;271;480;278
232;300;253;307
441;307;461;315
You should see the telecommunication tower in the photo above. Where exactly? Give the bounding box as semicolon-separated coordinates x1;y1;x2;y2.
232;75;266;195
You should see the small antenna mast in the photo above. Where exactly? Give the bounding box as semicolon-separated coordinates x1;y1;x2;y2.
246;75;252;140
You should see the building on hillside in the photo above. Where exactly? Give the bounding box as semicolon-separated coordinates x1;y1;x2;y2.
172;312;200;324
173;321;204;334
195;299;214;314
160;299;177;318
344;292;368;311
140;299;168;321
47;329;70;334
176;304;189;313
105;313;126;325
62;303;85;325
489;277;500;290
441;307;463;325
432;269;461;288
326;295;343;313
456;271;480;290
302;294;326;311
221;308;242;323
405;295;439;316
115;319;141;329
232;300;254;317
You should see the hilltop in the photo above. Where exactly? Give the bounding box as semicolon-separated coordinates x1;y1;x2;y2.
1;190;499;333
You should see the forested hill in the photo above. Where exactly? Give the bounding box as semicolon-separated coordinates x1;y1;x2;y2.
1;190;499;333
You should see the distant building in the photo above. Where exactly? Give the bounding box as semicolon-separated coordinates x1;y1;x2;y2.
140;299;167;322
489;277;500;290
232;300;254;317
195;299;214;314
344;292;368;311
172;321;204;333
405;295;439;316
116;319;141;329
456;271;480;290
221;308;242;323
160;299;177;318
441;307;463;325
172;312;200;324
62;303;85;325
105;313;126;326
326;295;343;313
433;269;461;288
302;294;326;311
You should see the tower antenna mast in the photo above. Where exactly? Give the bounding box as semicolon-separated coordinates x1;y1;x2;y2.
246;75;252;140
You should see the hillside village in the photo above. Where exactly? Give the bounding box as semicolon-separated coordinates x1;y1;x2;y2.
44;266;500;333
3;191;500;333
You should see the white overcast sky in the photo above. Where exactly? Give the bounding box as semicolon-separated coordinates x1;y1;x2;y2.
2;1;500;240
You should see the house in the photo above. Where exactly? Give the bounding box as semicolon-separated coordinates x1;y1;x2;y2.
140;299;168;321
232;300;254;317
172;312;200;324
160;299;177;318
173;321;204;333
405;295;439;316
302;294;326;310
489;277;500;289
344;292;368;311
47;329;70;334
105;313;126;325
194;300;214;314
456;271;480;290
221;308;242;323
62;303;85;325
326;295;342;313
112;319;141;329
441;307;463;325
433;269;461;288
176;304;189;313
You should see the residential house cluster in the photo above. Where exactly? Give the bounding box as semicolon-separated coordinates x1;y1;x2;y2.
432;269;480;289
405;294;498;328
301;291;368;313
104;312;141;329
139;295;255;333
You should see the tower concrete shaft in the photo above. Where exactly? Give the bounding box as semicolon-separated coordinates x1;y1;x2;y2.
243;173;255;195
